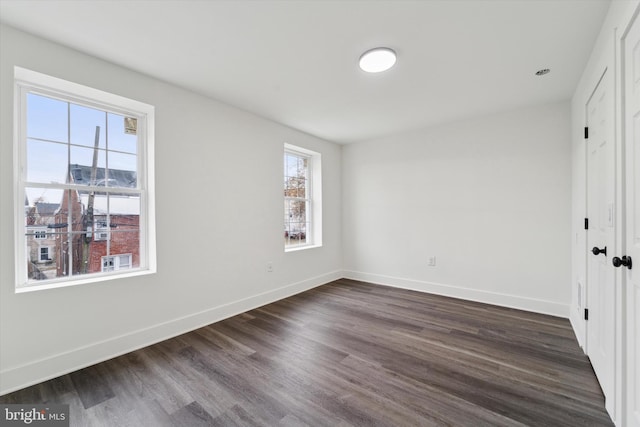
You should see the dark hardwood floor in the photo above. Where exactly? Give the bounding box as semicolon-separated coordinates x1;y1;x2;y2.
1;279;612;426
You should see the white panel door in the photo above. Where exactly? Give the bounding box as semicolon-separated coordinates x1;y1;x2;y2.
586;67;616;414
624;12;640;427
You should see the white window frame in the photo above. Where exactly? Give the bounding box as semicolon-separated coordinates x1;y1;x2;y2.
284;143;322;251
14;67;156;292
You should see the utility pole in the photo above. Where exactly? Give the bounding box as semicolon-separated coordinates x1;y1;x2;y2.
82;126;100;274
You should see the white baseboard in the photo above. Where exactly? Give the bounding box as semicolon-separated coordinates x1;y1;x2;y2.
342;270;569;318
0;270;342;396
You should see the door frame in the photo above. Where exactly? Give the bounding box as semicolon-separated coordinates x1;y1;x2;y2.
621;5;640;426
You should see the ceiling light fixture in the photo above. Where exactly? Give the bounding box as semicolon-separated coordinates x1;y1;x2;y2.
359;47;397;73
535;68;551;76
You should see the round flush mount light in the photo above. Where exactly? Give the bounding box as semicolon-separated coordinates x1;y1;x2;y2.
535;68;551;76
359;47;397;73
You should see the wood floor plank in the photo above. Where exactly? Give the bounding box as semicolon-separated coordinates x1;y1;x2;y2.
171;401;216;427
0;279;613;426
68;364;116;410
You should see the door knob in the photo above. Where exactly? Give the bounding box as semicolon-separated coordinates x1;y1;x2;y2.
612;256;632;270
592;246;607;256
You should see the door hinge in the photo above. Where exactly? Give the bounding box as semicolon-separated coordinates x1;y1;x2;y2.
584;127;589;139
584;308;589;320
584;218;589;230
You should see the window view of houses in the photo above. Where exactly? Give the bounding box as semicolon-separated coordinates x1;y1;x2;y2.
284;151;310;247
26;201;58;279
24;91;142;283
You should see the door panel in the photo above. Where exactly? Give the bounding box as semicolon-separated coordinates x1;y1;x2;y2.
586;67;616;414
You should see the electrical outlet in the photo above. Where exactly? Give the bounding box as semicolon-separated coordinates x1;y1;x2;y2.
266;262;273;273
428;256;436;267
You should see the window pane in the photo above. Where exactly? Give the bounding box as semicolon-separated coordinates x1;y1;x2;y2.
25;187;62;225
25;232;48;280
26;234;55;280
77;189;106;219
109;231;140;267
285;154;298;178
71;234;92;276
285;198;307;228
27;139;68;184
107;152;137;187
297;177;306;199
52;189;89;236
109;192;140;267
70;146;107;185
70;104;106;149
51;233;72;277
285;198;307;246
284;199;293;222
53;233;69;278
27;93;68;143
287;223;307;246
285;177;299;197
291;199;306;222
108;113;137;154
109;194;141;220
71;236;90;273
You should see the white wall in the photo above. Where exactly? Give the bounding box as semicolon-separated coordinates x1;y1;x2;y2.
343;102;572;316
0;24;342;395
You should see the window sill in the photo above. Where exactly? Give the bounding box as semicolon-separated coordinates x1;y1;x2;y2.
285;243;322;253
15;268;156;294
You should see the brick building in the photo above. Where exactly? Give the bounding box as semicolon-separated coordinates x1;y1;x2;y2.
54;164;139;278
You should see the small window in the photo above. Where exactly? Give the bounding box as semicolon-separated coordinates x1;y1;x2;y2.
93;219;110;241
101;254;132;272
14;67;156;291
39;247;51;262
284;144;322;250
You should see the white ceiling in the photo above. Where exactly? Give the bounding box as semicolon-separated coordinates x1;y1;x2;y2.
0;0;610;144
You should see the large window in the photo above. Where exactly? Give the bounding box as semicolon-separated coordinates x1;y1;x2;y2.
14;67;156;291
284;144;322;250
